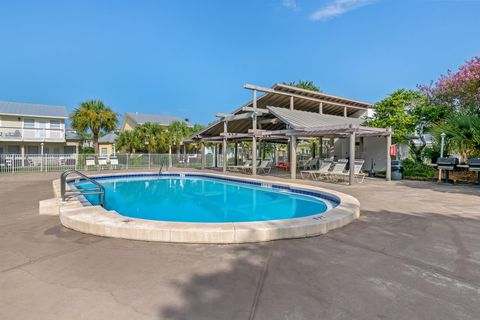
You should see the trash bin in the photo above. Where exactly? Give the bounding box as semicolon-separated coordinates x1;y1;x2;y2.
391;160;403;180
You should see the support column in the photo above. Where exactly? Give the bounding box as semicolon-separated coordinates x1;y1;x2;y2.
349;131;356;185
21;144;25;167
200;142;205;169
222;141;227;173
274;144;278;164
344;106;347;117
386;130;392;181
319;102;323;114
234;142;238;166
290;96;294;111
252;92;257;175
252;137;257;176
312;142;316;159
329;138;335;159
319;137;324;158
290;135;297;179
223;121;228;173
214;144;218;168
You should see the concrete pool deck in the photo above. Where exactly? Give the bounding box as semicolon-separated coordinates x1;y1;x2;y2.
1;169;480;319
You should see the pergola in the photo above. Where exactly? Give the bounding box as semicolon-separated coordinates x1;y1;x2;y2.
184;83;392;185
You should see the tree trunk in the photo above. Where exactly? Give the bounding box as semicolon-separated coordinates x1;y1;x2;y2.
93;132;99;154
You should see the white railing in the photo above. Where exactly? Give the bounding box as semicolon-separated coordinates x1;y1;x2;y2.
0;153;215;173
0;126;65;142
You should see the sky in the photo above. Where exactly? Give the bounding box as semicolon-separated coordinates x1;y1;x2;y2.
0;0;479;125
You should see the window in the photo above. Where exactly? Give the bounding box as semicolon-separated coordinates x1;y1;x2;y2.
101;147;108;156
52;147;60;154
64;146;75;154
27;146;39;154
50;120;61;129
23;118;35;129
7;145;20;154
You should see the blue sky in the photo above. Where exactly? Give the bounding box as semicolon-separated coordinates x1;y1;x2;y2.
1;0;479;125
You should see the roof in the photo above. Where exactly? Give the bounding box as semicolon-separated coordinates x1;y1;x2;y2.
98;132;118;144
65;131;84;141
192;83;374;140
267;106;364;130
126;112;184;126
0;101;68;119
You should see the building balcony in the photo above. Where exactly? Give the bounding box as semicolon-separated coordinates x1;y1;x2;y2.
0;126;65;142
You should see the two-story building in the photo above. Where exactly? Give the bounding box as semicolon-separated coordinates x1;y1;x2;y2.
120;112;186;131
0;101;82;155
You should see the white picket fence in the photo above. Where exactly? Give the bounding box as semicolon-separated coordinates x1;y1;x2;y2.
0;153;212;173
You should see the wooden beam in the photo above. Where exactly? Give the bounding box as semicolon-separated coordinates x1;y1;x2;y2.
244;84;371;111
241;107;269;114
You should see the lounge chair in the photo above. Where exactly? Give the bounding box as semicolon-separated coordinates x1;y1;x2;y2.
333;159;366;183
228;160;251;172
323;159;349;181
85;157;96;170
257;160;272;174
98;157;108;170
110;156;119;169
242;160;263;173
300;160;332;180
303;158;318;170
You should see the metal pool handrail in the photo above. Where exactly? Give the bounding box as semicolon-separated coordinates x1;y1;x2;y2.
60;169;105;207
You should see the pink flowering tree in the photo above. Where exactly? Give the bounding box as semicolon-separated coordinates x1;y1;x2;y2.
420;56;480;159
421;56;480;111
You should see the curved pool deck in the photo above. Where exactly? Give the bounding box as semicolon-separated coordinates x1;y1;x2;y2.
48;172;361;243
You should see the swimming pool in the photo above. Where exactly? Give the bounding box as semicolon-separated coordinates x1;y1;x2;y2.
74;175;333;223
56;172;360;243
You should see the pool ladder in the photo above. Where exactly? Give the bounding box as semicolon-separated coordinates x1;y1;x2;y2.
60;169;105;207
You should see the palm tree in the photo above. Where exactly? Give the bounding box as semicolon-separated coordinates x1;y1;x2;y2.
134;122;165;153
169;121;192;153
70;100;118;153
116;130;139;154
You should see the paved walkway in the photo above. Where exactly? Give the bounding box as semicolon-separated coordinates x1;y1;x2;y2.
0;170;479;320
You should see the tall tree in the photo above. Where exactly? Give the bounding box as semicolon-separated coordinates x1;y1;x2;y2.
115;130;139;154
366;89;426;144
70;100;118;153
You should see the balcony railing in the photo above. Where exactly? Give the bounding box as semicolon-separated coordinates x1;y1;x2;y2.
0;126;65;142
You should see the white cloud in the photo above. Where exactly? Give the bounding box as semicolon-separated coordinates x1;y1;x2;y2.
310;0;376;21
282;0;299;11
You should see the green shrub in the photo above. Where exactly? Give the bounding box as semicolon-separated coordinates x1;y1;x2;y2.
402;159;435;178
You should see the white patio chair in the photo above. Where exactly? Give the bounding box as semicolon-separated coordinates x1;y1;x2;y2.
98;157;108;170
228;160;251;172
300;160;332;180
257;160;272;174
323;159;349;181
110;156;119;169
335;159;366;183
85;157;96;170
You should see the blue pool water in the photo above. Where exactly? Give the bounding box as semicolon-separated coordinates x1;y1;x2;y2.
74;176;331;223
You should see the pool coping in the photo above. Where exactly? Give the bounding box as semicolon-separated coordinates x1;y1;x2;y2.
47;171;361;244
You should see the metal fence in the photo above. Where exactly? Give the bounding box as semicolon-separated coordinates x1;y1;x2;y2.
0;153;214;173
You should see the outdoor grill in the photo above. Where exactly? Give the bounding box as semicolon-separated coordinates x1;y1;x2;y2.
436;157;459;183
468;158;480;185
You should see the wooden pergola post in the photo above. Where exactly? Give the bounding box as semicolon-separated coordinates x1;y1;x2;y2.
200;142;205;169
223;121;228;173
234;142;238;166
252;90;258;176
349;130;356;185
290;135;297;179
319;137;324;158
386;128;392;181
290;96;294;111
